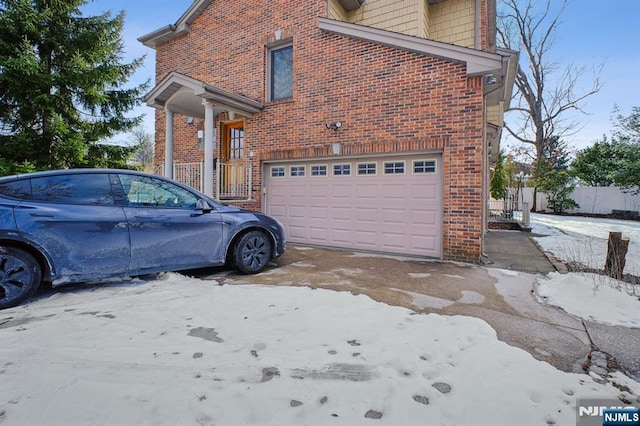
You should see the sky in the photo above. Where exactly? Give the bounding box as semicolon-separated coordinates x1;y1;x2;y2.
1;214;640;425
81;0;640;151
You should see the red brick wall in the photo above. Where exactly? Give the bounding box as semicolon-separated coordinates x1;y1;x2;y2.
152;0;485;263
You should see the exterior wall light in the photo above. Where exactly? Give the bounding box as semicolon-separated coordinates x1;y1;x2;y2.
326;121;342;131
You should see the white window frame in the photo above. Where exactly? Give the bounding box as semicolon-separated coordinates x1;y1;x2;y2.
383;161;406;175
270;166;286;178
412;159;437;174
357;162;377;176
311;164;328;177
290;165;306;177
333;163;351;176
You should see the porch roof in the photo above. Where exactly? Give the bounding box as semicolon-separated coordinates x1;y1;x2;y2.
144;72;263;118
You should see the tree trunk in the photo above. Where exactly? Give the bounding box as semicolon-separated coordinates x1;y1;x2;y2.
604;232;630;280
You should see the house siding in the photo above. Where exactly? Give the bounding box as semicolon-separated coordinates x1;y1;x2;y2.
151;0;488;263
327;0;483;49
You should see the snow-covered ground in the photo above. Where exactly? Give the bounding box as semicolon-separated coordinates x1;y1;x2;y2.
530;213;640;274
1;274;638;426
1;214;639;425
530;213;640;327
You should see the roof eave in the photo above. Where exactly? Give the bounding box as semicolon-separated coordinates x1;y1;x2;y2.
138;0;213;49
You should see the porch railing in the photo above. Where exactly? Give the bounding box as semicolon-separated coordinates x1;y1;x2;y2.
489;194;530;227
216;162;252;200
154;161;252;201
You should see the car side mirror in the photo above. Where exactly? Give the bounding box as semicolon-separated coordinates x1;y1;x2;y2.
195;199;214;214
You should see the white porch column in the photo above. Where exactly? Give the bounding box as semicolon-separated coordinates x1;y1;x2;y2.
203;100;216;197
164;108;174;179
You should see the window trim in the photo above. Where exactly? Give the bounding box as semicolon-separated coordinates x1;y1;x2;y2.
357;162;377;176
383;161;406;175
289;165;306;177
333;163;352;176
412;159;438;174
270;166;286;178
266;39;293;102
311;164;328;177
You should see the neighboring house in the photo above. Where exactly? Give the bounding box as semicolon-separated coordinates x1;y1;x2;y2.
139;0;517;263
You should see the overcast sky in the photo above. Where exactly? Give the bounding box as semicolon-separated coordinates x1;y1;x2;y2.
82;0;640;151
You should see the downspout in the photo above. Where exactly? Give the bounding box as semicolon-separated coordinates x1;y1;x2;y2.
475;0;481;49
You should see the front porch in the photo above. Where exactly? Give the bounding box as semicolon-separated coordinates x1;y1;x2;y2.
144;71;263;199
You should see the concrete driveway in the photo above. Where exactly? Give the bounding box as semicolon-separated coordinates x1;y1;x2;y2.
208;232;639;382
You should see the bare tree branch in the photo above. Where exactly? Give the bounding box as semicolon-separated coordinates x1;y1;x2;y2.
497;0;603;210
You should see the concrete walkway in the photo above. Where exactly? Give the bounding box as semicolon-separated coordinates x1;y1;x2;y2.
483;229;558;274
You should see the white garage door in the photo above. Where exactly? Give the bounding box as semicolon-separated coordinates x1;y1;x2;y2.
265;155;443;258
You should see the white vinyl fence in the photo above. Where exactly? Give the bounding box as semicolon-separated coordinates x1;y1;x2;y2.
517;187;640;215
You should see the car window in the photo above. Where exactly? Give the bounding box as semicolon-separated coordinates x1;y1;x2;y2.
118;174;198;209
0;179;32;200
30;174;114;205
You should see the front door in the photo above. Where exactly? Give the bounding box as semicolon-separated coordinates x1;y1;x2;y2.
221;121;245;198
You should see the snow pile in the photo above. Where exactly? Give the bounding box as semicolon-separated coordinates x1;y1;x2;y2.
537;272;640;328
1;274;638;426
530;213;640;273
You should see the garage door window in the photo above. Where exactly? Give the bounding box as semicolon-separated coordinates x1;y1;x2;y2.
311;165;328;176
333;164;351;176
271;166;285;177
357;163;377;175
414;160;437;174
384;161;405;175
290;166;305;177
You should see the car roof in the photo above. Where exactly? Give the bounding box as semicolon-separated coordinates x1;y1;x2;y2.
0;168;153;183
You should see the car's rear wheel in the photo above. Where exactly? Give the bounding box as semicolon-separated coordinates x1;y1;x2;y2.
0;247;42;310
233;230;272;274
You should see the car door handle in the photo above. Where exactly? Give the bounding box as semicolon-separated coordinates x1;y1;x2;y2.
29;213;55;218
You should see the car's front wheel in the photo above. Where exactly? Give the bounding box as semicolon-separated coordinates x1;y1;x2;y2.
233;230;272;274
0;247;42;310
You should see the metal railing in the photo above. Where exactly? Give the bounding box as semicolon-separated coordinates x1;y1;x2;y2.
489;194;530;227
174;162;204;193
154;161;252;201
216;162;252;200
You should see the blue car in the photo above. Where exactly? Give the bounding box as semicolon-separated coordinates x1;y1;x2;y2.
0;169;286;309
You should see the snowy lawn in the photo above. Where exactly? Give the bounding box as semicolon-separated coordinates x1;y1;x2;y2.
1;274;639;426
531;213;640;327
530;213;640;274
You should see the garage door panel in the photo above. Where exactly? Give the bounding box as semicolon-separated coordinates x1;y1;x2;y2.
356;184;379;199
381;184;409;199
266;155;442;258
310;206;328;219
412;236;437;251
310;184;329;197
331;206;352;221
309;227;329;242
332;228;352;244
289;225;307;239
411;210;438;225
289;205;307;219
355;207;377;222
355;231;377;247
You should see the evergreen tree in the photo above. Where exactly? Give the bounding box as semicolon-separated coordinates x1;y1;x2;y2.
0;0;148;171
490;151;508;200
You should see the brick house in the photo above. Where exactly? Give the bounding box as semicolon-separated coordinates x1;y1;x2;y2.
139;0;517;263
